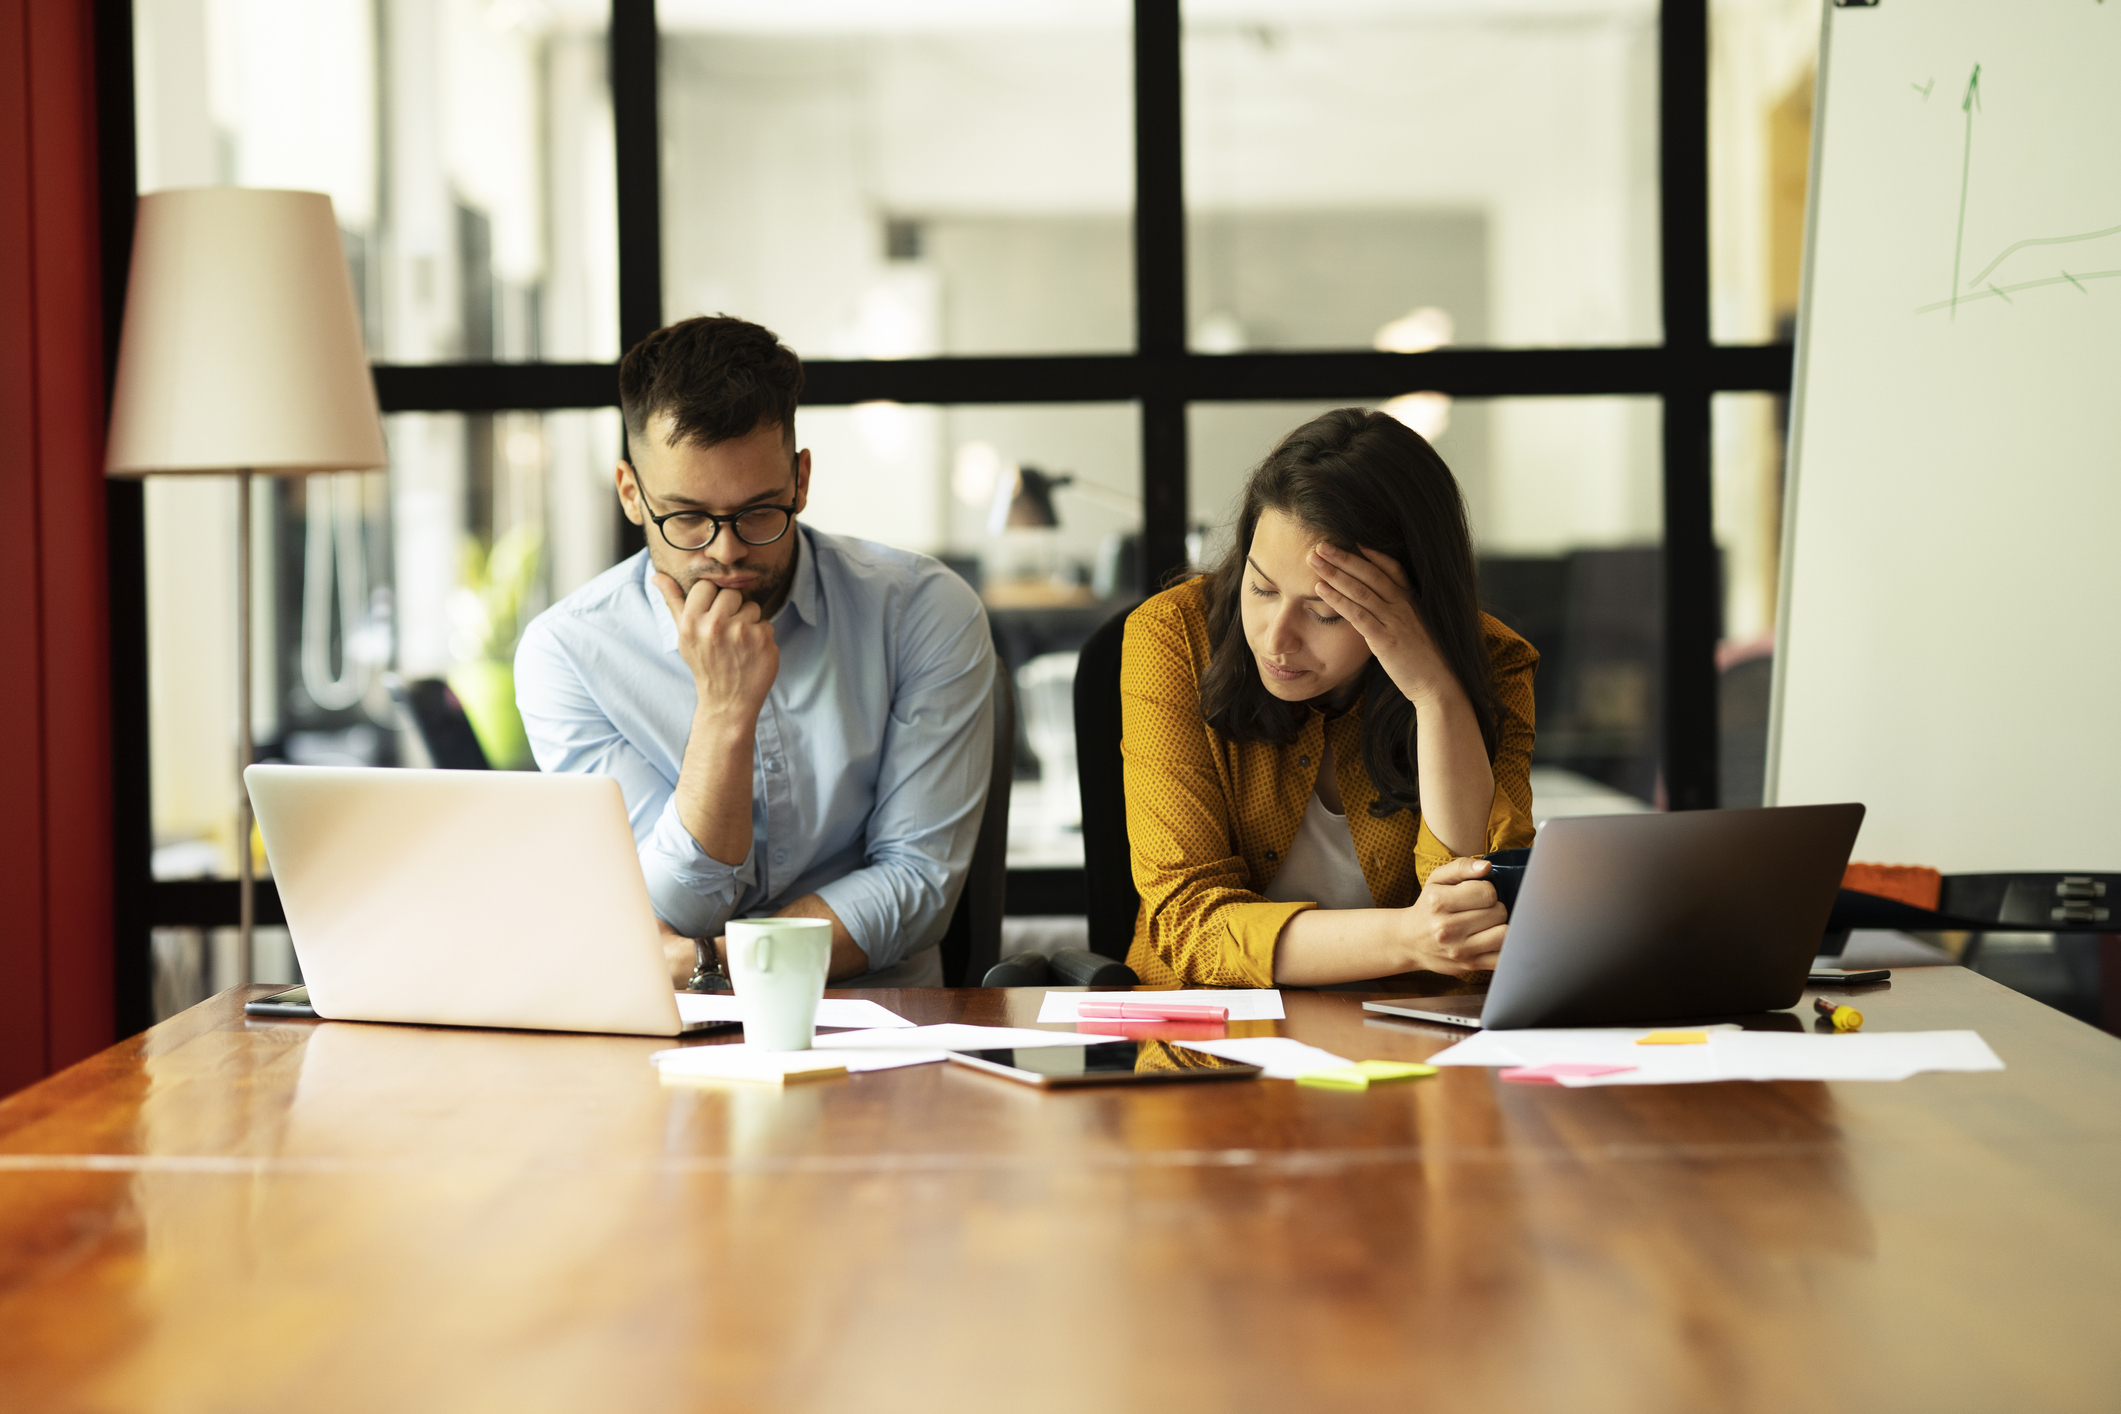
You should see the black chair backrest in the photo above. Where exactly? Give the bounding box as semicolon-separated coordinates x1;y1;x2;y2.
937;655;1016;986
1073;602;1141;960
386;675;491;770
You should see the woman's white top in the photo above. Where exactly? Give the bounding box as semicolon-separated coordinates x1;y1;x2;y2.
1262;791;1378;911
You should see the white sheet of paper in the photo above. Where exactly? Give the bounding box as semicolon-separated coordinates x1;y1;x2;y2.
1427;1026;2004;1085
652;1044;947;1080
1036;989;1286;1022
1703;1030;2005;1082
812;1024;1129;1052
1174;1036;1352;1080
673;994;915;1030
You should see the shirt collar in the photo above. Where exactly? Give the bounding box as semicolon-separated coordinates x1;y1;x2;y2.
780;525;821;629
640;553;680;655
638;527;820;653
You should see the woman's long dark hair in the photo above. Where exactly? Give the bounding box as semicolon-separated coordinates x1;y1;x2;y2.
1198;407;1498;817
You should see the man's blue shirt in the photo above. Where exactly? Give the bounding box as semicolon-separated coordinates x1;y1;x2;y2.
514;526;995;986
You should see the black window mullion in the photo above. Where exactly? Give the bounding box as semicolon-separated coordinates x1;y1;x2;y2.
372;363;620;413
1659;0;1718;810
96;0;153;1037
1134;0;1188;593
611;0;663;353
366;345;1791;417
610;0;661;563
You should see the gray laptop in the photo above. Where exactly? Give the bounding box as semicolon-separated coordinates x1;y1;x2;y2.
245;764;730;1036
1364;803;1864;1030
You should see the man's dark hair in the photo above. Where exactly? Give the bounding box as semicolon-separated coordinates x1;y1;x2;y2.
619;315;804;450
1197;407;1501;817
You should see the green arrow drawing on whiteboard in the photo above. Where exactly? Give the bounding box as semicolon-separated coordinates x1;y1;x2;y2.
1950;64;1982;320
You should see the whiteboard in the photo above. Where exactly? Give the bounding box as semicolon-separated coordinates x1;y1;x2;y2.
1769;0;2121;873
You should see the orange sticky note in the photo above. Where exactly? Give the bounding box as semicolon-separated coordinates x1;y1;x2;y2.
1636;1030;1708;1046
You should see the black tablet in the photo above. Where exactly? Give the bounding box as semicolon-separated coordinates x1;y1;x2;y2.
945;1041;1262;1087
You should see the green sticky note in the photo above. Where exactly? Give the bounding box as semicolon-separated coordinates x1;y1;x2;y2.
1296;1067;1371;1091
1354;1060;1437;1082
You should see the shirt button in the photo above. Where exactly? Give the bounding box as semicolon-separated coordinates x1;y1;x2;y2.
773;849;788;864
1265;849;1278;862
1298;755;1310;767
765;758;781;772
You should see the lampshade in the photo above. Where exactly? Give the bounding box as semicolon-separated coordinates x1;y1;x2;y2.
106;188;387;477
991;466;1072;533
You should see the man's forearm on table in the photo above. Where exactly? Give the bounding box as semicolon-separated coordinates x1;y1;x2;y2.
773;894;872;981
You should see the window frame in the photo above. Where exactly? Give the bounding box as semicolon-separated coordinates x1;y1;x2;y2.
98;0;1787;1031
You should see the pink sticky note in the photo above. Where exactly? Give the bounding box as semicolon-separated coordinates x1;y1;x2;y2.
1499;1062;1637;1085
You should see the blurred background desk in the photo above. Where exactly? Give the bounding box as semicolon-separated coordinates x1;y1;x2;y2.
3;971;2119;1411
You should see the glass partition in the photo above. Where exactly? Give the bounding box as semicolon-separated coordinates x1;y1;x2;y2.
132;0;619;363
1182;0;1663;352
1709;0;1819;344
1713;389;1785;809
658;3;1136;356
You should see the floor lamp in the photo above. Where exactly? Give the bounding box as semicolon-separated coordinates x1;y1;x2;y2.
106;188;387;984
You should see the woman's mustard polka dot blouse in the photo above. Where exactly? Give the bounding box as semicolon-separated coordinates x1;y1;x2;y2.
1120;576;1539;989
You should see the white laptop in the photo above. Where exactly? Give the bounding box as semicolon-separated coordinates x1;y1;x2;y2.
244;764;731;1036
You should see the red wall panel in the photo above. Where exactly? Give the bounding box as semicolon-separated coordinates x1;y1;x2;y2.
0;0;113;1095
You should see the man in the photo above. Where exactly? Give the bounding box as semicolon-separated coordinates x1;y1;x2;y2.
514;316;996;986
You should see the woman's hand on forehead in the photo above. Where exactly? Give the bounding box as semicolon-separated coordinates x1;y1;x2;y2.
1306;542;1454;706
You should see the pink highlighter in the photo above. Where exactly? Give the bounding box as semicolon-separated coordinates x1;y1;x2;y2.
1076;1001;1230;1023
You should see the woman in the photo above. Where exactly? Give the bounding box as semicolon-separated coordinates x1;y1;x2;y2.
1122;407;1537;989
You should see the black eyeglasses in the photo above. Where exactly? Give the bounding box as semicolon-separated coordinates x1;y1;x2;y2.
638;486;798;552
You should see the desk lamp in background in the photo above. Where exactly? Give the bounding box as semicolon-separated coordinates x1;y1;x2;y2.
105;188;388;983
983;462;1163;604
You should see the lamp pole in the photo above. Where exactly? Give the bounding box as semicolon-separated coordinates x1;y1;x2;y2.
236;467;254;987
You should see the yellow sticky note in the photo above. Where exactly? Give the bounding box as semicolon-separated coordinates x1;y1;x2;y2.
1296;1067;1371;1091
1636;1030;1708;1046
1355;1060;1438;1081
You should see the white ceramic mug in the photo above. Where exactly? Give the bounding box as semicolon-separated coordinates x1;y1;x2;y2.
725;918;833;1051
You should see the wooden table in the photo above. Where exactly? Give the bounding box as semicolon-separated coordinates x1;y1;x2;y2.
3;969;2118;1413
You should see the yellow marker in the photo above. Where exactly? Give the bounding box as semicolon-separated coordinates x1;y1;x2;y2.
1636;1030;1709;1046
1813;997;1865;1031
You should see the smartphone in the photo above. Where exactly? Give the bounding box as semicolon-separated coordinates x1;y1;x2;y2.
946;1042;1262;1088
1807;968;1889;985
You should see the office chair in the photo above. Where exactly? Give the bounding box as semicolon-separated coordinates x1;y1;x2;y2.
978;602;1143;989
385;674;491;770
937;655;1015;987
1071;601;1141;965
